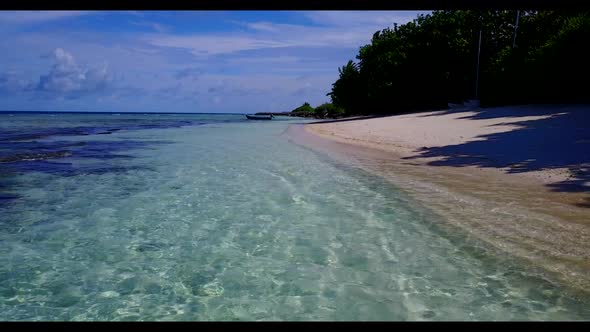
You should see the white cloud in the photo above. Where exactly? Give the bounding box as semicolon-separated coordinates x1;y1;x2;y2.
225;55;307;65
0;11;431;112
0;11;93;25
144;12;430;57
130;20;170;33
145;34;293;56
37;48;112;95
304;11;429;27
243;21;302;32
0;71;35;93
149;71;335;110
145;27;364;56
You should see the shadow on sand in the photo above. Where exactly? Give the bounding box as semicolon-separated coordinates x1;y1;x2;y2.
303;109;447;125
403;105;590;207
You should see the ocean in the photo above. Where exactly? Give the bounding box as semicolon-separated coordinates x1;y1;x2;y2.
0;112;588;320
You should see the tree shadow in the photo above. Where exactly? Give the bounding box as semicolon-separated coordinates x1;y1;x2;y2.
304;108;450;125
304;115;387;125
403;105;590;204
415;103;574;119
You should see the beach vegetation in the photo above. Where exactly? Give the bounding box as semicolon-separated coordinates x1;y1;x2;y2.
314;103;347;119
321;10;590;117
291;102;316;117
289;102;345;119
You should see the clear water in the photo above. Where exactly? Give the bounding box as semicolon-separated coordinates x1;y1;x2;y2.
0;112;589;321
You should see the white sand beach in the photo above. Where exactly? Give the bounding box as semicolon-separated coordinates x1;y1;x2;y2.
298;104;590;292
306;105;590;188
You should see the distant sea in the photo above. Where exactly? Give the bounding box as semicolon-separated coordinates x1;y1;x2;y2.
0;112;588;320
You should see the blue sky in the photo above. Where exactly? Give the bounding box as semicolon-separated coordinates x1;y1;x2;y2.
0;11;428;113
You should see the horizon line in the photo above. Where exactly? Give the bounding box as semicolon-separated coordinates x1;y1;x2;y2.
0;110;249;115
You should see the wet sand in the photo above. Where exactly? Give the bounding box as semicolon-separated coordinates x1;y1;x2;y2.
287;105;590;293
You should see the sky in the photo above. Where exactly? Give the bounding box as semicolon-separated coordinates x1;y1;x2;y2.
0;11;429;113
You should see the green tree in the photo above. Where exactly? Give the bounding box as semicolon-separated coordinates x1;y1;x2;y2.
314;103;346;119
327;60;365;115
326;10;590;115
291;102;315;117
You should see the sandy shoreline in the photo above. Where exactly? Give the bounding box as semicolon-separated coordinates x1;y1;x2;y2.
291;105;590;293
306;106;589;188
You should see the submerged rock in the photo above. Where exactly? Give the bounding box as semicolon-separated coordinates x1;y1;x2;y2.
0;151;71;163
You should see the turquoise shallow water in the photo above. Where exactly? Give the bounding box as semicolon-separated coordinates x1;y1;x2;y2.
0;113;589;320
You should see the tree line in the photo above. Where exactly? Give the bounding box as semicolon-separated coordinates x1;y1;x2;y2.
293;10;590;118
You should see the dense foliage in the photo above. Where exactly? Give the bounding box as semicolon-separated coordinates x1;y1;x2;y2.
314;103;346;118
290;102;316;117
290;102;346;119
324;10;590;116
